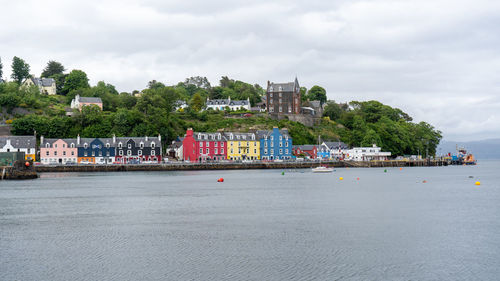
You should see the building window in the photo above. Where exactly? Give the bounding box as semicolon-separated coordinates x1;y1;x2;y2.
270;92;273;97
288;107;292;113
264;149;268;154
54;151;57;156
285;149;288;154
200;148;203;154
151;142;155;148
215;148;218;154
63;151;66;156
221;148;224;154
84;152;87;156
206;141;209;147
46;151;49;156
270;99;273;104
128;144;131;149
286;142;289;147
46;143;50;148
71;143;75;148
206;148;209;154
54;144;57;148
127;150;132;156
280;142;282;147
279;92;282;97
99;151;102;156
106;151;110;156
254;149;257;153
279;106;282;112
119;150;123;156
138;150;142;156
215;142;218;147
280;149;283;154
270;108;274;112
151;150;155;156
92;151;95;156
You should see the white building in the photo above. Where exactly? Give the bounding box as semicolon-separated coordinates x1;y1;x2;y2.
345;144;391;161
0;136;36;160
206;96;250;111
174;100;188;111
22;77;57;95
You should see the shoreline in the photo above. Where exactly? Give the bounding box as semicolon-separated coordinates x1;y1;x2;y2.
33;160;448;173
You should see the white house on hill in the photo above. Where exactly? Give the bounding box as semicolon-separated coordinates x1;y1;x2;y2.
206;97;250;111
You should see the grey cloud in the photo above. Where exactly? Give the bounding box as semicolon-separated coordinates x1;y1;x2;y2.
1;0;500;141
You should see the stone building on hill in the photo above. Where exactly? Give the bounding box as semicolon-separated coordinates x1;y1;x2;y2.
266;78;301;115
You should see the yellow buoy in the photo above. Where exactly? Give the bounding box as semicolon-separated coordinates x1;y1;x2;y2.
339;177;343;180
475;181;481;186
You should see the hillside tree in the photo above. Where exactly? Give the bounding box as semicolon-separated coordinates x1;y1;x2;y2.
41;61;65;77
11;56;30;84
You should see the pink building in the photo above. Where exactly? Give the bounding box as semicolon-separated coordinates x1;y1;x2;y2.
40;137;78;164
71;94;103;110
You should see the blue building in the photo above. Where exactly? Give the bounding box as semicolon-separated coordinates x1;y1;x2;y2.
257;127;293;160
77;137;116;164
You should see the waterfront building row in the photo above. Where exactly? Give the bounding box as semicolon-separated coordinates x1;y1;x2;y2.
182;127;293;162
40;135;162;164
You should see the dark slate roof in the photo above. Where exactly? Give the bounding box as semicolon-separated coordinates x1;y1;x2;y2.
294;145;316;151
0;136;36;149
267;78;300;93
256;129;291;139
168;140;183;149
116;137;161;147
324;141;349;150
193;132;227;141
224;132;257;141
41;138;78;147
206;99;249;106
31;77;55;87
78;96;102;103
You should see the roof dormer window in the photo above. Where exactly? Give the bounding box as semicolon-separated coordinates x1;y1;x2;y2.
84;143;88;149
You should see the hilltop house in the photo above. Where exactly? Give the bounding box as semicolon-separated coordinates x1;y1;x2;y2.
22;77;57;95
206;97;250;111
266;78;301;115
257;127;293;160
0;136;36;160
71;95;103;110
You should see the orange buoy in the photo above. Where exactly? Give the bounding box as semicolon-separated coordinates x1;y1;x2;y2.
25;161;30;167
399;167;403;171
356;177;360;180
217;178;224;182
423;180;427;183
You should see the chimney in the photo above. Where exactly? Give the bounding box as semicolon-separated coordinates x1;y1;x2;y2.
186;128;194;137
40;136;44;146
113;134;116;143
145;136;148;141
158;134;161;141
77;134;80;145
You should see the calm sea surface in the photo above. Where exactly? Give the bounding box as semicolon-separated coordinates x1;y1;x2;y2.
1;161;500;280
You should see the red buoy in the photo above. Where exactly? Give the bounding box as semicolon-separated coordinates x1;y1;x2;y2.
25;162;30;167
217;178;224;182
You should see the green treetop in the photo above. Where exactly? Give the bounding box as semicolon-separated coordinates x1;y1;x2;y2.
62;69;89;95
11;56;30;84
41;61;65;77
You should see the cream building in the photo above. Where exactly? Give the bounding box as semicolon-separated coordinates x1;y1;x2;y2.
225;132;260;160
22;77;57;95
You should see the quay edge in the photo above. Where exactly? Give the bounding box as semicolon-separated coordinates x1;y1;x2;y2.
34;160;449;173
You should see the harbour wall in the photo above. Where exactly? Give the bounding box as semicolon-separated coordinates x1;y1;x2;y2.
34;160;448;173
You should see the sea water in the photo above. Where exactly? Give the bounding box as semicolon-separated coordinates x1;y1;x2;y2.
1;162;500;280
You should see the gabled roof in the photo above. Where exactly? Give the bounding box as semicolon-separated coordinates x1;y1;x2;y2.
256;128;291;139
323;141;349;150
267;77;300;93
0;136;36;149
206;99;249;106
41;138;78;147
78;96;102;103
116;137;161;147
192;132;227;141
293;145;316;151
224;132;257;141
30;77;55;87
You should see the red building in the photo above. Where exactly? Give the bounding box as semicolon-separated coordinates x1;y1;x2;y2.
182;129;227;162
292;145;318;159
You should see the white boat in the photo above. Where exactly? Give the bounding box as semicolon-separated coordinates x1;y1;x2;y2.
312;166;334;173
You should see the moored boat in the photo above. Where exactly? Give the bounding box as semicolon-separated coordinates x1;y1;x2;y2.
312;166;334;173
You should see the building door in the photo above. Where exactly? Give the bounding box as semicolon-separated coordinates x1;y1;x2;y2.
58;158;62;164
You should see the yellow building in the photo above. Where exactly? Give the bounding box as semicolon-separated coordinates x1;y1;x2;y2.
225;132;260;160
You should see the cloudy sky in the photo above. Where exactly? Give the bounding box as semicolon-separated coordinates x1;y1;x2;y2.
1;0;499;141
